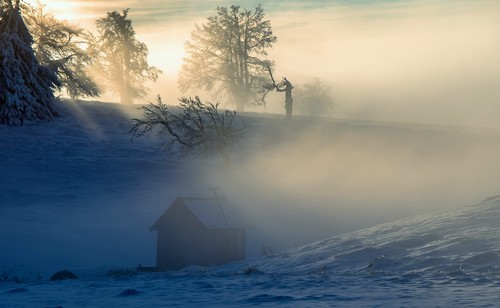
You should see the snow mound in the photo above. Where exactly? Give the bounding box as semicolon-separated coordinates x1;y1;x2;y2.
247;196;500;277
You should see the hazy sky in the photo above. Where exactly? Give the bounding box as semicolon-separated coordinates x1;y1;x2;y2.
30;0;500;128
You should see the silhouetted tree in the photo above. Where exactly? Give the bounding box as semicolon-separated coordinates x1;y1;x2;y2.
94;9;161;104
294;78;334;116
276;77;294;120
0;0;59;125
23;1;100;99
179;5;276;112
131;96;246;165
261;66;294;119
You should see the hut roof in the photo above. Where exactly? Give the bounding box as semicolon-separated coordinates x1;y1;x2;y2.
150;197;248;231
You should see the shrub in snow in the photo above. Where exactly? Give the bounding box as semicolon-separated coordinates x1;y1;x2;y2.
49;269;78;281
131;95;247;165
118;289;142;296
0;0;59;125
242;266;265;275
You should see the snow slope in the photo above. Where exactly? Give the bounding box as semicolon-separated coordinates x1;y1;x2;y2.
0;100;201;274
1;100;500;306
250;195;500;277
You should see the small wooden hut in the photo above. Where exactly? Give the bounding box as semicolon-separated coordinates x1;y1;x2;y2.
150;197;247;269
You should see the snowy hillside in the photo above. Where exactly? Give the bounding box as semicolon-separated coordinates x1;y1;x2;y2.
0;100;199;274
1;100;500;306
2;99;500;269
249;195;500;277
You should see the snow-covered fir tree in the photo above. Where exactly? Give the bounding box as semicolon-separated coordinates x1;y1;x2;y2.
0;0;59;125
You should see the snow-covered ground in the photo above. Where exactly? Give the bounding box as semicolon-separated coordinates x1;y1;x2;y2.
1;100;500;306
2;197;500;307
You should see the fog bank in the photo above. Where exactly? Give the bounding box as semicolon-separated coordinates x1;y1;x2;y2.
196;115;500;250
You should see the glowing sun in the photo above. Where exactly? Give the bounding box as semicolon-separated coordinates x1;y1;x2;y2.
24;0;82;22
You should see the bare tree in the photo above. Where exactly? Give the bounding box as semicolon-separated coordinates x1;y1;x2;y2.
94;9;161;104
131;96;246;165
179;5;276;112
260;66;294;119
275;77;294;120
23;1;100;99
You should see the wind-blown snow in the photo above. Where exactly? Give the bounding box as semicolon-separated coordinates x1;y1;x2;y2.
1;101;500;306
250;196;500;276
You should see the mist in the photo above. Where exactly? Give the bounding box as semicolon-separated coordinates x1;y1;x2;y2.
262;1;500;127
135;0;500;250
29;0;500;250
182;114;500;251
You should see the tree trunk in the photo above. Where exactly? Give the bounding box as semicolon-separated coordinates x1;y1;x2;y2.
120;91;133;104
233;91;246;112
217;144;231;166
118;83;132;104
